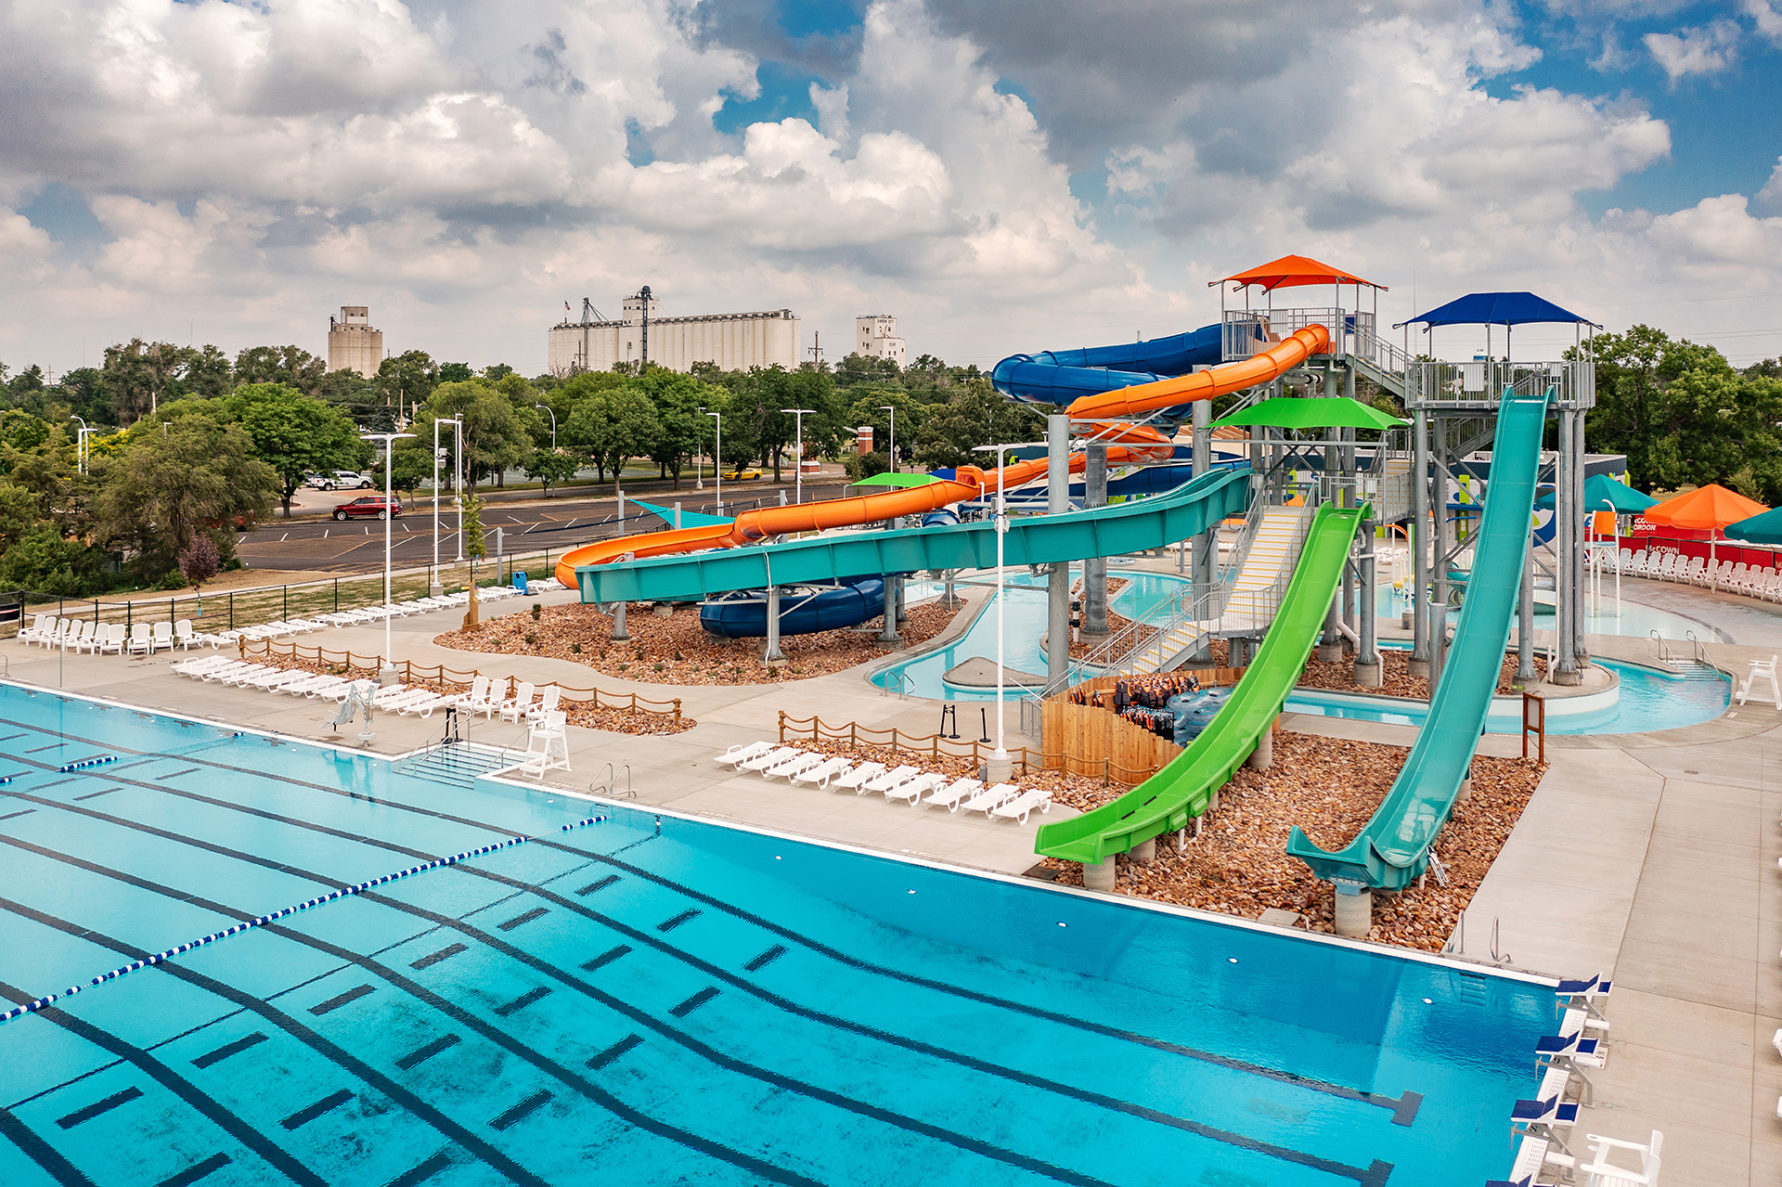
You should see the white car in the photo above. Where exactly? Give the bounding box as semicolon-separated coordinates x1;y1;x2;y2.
309;470;373;491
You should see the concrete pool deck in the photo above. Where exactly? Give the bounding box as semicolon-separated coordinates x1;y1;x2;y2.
7;567;1782;1183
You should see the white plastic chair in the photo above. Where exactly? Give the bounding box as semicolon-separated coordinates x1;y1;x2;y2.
126;622;154;655
1736;655;1780;710
525;685;561;723
497;681;537;723
1578;1130;1661;1187
151;621;175;651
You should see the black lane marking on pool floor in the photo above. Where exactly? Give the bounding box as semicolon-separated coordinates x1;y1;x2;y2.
0;870;825;1187
387;1151;454;1187
0;759;1406;1181
744;945;787;972
495;907;546;932
55;1085;142;1129
25;743;61;754
2;713;1416;1133
575;875;619;896
280;1089;353;1131
32;778;75;790
0;1102;99;1187
163;768;200;779
396;1035;461;1071
0;733;24;743
72;787;120;802
309;985;374;1016
156;1151;231;1186
191;1032;267;1069
0;975;328;1187
586;1035;642;1070
566;843;1422;1125
670;988;718;1018
0;809;33;823
494;988;551;1017
656;908;699;932
410;943;467;971
580;945;630;972
488;1090;552;1132
0;894;549;1187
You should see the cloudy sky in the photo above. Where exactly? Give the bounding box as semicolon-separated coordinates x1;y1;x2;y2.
3;0;1780;377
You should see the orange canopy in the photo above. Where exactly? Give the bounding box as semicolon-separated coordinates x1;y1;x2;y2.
1644;483;1769;531
1211;253;1385;292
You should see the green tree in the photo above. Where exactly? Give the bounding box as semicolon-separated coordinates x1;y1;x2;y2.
438;362;474;383
230;383;365;516
376;351;439;424
94;418;277;582
416;379;531;490
912;378;1046;471
102;339;190;420
523;447;581;496
234;345;326;394
563;384;656;484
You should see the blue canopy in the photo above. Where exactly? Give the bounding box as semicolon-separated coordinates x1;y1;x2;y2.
1396;291;1600;329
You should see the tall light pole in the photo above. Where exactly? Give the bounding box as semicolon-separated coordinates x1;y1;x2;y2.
69;415;90;475
432;416;463;583
780;407;816;505
972;441;1045;777
879;404;895;475
364;430;416;683
706;410;723;515
695;406;705;490
532;403;556;451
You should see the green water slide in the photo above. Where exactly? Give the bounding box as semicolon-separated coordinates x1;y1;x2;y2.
574;468;1250;605
1286;388;1552;892
1034;501;1367;866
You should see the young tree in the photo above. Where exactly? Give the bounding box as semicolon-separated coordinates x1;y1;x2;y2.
460;492;487;630
523;446;581;496
178;534;221;593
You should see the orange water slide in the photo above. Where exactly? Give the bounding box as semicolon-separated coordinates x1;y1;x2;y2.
552;326;1329;590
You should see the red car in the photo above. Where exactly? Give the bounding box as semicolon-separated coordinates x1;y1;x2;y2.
333;495;402;521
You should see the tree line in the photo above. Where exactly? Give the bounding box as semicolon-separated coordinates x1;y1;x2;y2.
0;339;1046;597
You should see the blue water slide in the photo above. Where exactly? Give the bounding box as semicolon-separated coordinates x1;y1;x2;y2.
990;323;1228;408
698;577;887;638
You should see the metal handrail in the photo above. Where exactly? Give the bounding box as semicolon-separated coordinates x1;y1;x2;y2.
591;761;635;800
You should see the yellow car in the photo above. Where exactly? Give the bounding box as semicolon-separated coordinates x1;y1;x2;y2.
723;467;762;480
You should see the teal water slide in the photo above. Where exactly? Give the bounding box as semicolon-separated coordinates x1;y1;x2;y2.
1035;502;1367;865
1286;388;1551;892
574;468;1250;605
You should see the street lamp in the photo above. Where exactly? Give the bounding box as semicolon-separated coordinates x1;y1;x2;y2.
780;407;816;505
532;403;556;451
363;430;416;683
69;415;91;475
432;416;464;583
695;406;705;490
706;410;723;515
879;405;895;475
971;440;1046;775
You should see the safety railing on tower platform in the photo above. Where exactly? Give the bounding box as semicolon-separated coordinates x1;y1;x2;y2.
1404;358;1594;410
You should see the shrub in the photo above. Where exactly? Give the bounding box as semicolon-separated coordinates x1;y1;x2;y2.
570;642;582;655
524;631;538;646
530;603;542;621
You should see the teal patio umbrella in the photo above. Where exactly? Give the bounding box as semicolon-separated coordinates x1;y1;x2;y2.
1535;473;1656;514
1725;506;1782;545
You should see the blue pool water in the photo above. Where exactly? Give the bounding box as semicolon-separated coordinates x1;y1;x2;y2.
0;684;1555;1185
1287;658;1729;735
875;569;1191;700
1376;583;1719;640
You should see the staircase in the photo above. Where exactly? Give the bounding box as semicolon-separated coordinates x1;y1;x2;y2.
394;742;523;789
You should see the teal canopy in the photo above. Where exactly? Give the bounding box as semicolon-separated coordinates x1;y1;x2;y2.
628;497;733;529
1725;507;1782;545
1534;473;1655;514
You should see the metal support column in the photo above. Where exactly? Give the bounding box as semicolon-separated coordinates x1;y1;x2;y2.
1554;412;1579;684
1083;441;1109;636
1430;424;1450;689
1355;518;1381;686
764;586;784;663
1517;537;1537;683
1191;399;1215;661
1046;413;1071;686
879;577;900;645
1571;408;1591;672
1409;408;1430;678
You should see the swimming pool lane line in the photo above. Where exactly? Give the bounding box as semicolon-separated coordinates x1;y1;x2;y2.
0;753;1419;1155
0;902;559;1187
0;710;1424;1130
0;821;1388;1187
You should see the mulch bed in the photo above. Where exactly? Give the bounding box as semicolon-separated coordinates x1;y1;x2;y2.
1296;646;1549;697
1036;730;1544;950
435;597;963;686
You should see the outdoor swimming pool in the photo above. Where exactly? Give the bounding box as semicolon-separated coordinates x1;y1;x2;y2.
1376;583;1722;641
0;684;1554;1185
1286;657;1730;735
874;569;1190;700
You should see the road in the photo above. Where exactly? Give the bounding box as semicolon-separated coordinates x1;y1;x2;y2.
235;479;860;573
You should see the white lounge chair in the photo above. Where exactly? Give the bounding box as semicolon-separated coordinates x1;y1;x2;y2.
887;772;947;806
861;764;918;796
717;741;776;769
961;783;1021;815
280;673;341;696
991;788;1053;824
792;757;853;789
454;675;498;719
832;762;885;792
27;615;60;647
173;620;221;649
174;654;236;676
526;685;561;723
741;746;803;774
96;624;128;655
1577;1130;1660;1187
763;751;825;781
61;620;94;652
199;661;261;682
16;613;53;644
244;669;310;691
923;777;982;811
497;681;538;723
382;688;443;714
148;621;174;651
125;623;155;655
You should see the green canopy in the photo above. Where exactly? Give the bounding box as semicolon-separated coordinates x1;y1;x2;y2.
850;471;943;489
1725;506;1782;544
1211;396;1408;432
1534;473;1656;514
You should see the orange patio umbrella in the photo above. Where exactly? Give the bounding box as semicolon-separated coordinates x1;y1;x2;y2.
1644;483;1769;588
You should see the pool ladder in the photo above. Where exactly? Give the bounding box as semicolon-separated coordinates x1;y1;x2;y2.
592;762;635;800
